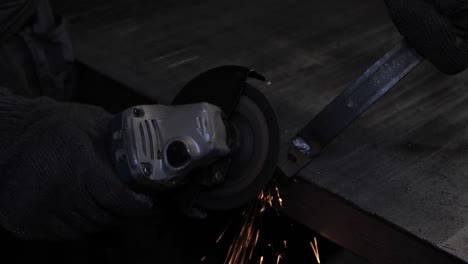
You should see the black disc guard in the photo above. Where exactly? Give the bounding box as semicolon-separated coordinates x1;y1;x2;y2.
172;66;279;210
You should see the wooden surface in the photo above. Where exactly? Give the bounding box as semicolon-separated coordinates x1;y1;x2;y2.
52;0;468;262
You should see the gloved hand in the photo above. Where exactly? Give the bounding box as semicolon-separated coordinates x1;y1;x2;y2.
384;0;468;75
0;89;153;239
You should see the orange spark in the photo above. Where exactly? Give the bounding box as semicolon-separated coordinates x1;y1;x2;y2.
224;186;285;264
310;237;321;263
249;230;260;260
283;240;287;249
254;230;260;247
266;194;273;207
217;224;230;243
275;186;283;208
224;191;264;264
276;254;283;264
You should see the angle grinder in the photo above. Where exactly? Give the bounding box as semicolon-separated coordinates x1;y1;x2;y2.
110;66;280;211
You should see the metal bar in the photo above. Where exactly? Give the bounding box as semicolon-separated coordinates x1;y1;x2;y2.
280;40;423;178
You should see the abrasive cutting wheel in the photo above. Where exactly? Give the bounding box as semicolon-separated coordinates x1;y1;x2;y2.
172;66;280;210
196;84;279;210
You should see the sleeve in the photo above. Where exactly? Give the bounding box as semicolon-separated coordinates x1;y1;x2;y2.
384;0;468;75
0;87;152;240
0;0;38;40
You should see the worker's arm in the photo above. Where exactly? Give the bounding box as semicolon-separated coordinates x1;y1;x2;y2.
0;0;37;39
385;0;468;75
0;87;153;240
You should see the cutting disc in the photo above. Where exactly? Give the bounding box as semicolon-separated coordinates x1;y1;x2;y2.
195;84;280;210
